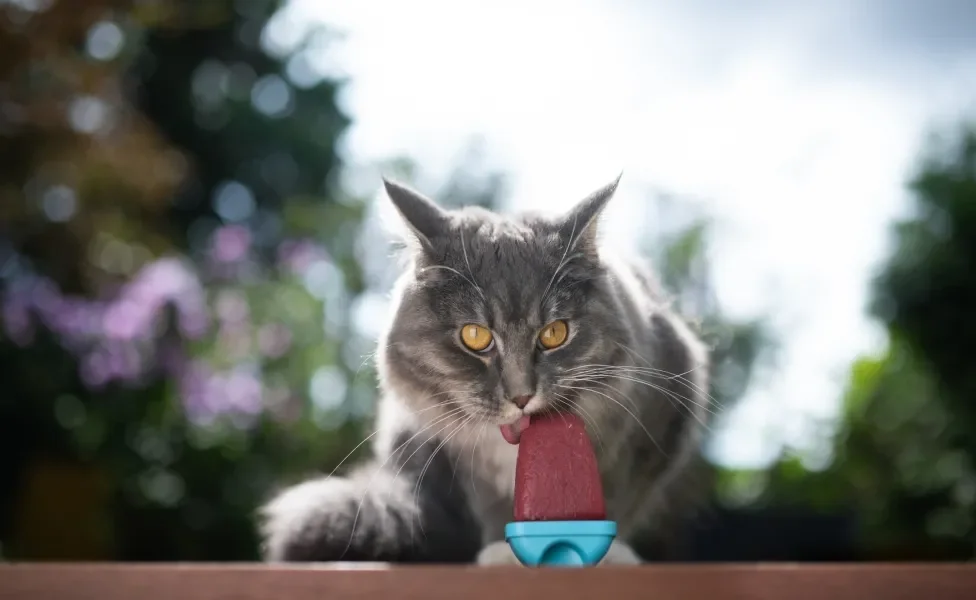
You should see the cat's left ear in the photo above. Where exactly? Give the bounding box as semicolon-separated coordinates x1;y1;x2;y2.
560;172;622;254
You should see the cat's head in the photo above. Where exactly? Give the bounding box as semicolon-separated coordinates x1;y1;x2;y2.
377;176;631;442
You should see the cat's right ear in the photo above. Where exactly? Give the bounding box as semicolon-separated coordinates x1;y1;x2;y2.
383;178;450;248
558;173;622;255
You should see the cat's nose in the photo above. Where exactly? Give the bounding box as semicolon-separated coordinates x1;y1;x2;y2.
511;395;533;409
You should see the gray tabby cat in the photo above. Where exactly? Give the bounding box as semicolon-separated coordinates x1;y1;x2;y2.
259;175;711;565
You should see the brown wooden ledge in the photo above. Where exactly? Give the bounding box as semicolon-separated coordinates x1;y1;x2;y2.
1;563;975;600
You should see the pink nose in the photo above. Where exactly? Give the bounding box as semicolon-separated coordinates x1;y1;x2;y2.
511;395;532;409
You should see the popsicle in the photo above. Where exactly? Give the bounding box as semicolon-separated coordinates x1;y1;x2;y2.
504;413;616;567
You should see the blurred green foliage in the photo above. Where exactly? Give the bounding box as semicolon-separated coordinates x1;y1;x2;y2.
755;124;976;560
0;0;371;560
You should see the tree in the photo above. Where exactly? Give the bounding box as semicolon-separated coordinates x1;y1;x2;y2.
759;122;976;560
0;0;368;560
859;123;976;558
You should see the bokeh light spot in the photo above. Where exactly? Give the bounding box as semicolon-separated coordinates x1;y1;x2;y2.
302;260;339;300
139;468;185;507
285;51;320;89
251;74;293;118
68;95;110;134
191;59;229;109
86;21;124;61
212;180;256;222
309;365;347;413
41;185;77;222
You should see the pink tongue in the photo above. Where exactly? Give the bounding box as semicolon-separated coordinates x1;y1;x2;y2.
500;415;531;445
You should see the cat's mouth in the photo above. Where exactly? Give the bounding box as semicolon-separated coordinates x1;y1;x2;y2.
500;415;531;445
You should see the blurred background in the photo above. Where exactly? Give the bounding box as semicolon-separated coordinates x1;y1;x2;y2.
1;0;975;562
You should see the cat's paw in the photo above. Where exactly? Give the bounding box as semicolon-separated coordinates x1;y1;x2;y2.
259;477;360;561
475;539;641;567
476;541;523;566
260;475;417;562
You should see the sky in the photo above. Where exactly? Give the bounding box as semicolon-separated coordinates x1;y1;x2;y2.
276;0;976;468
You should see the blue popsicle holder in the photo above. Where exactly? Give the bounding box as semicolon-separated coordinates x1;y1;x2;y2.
505;520;616;567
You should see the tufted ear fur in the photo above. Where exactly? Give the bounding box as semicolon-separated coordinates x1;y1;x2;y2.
383;178;450;250
559;173;622;254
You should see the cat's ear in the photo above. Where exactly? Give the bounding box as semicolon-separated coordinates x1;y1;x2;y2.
560;173;622;254
383;178;450;248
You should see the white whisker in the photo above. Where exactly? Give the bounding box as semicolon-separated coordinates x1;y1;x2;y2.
565;367;718;416
413;412;478;536
557;382;665;456
611;341;719;407
540;213;585;307
459;228;487;301
421;264;484;299
468;418;489;495
568;359;721;413
551;392;605;450
448;405;490;492
339;405;466;558
321;402;449;484
415;411;475;500
566;374;712;432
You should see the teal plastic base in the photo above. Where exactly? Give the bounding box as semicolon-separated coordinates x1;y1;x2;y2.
505;520;616;567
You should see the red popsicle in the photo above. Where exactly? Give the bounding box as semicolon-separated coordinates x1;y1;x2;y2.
512;413;606;522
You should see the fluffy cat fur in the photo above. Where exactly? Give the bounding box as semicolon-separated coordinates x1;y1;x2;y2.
258;175;712;565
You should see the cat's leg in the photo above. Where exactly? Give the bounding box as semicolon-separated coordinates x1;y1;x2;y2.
259;429;482;563
477;539;641;566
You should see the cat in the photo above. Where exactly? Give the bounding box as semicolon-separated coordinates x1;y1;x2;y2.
258;175;712;565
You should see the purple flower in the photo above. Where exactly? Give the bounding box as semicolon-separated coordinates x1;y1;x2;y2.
179;361;215;425
210;225;252;264
224;368;263;416
215;290;249;324
104;342;143;384
176;306;209;340
276;239;328;275
102;298;154;341
80;350;110;389
2;257;214;391
29;278;73;334
157;343;187;379
77;342;145;388
217;324;252;359
99;258;200;342
51;298;102;340
264;384;301;423
120;257;210;341
178;361;266;429
1;286;34;346
258;323;292;359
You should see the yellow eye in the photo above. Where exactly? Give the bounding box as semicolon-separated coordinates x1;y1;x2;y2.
538;320;569;349
460;324;493;352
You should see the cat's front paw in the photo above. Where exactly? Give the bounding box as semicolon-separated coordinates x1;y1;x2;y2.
260;476;414;562
475;539;641;567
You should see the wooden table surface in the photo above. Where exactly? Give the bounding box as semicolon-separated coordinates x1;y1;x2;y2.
2;563;975;600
